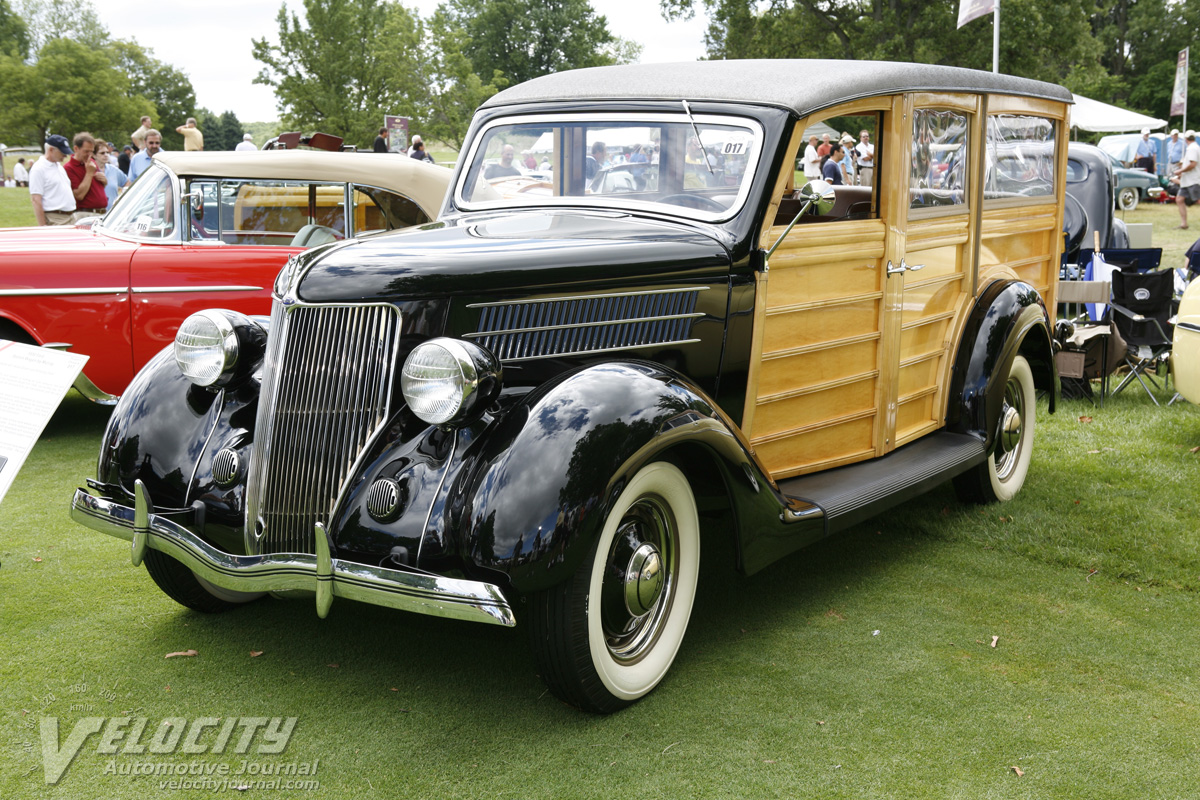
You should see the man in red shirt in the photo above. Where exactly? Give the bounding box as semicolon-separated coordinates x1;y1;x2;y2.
64;131;109;219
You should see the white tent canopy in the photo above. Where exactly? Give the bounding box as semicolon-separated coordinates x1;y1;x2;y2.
1071;93;1167;133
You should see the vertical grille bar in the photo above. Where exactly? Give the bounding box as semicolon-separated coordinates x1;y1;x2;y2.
245;301;400;555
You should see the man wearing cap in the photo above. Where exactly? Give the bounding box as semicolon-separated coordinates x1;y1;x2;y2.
1135;128;1156;174
839;133;857;184
64;132;109;220
127;129;162;182
1173;131;1200;229
235;133;256;152
29;135;76;226
1168;129;1184;178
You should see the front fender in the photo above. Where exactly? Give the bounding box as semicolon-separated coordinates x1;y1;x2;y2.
948;279;1058;451
454;362;755;593
94;346;259;555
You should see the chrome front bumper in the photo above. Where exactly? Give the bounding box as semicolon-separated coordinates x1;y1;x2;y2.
70;482;515;627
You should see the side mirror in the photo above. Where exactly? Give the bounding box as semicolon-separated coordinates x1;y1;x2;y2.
764;179;838;261
798;179;836;216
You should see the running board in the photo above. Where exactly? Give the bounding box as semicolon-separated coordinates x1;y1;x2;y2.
777;432;987;535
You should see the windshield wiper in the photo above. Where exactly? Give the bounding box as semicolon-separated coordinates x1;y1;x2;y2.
681;100;715;175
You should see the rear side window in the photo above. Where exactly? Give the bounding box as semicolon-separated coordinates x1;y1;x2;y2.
985;114;1057;200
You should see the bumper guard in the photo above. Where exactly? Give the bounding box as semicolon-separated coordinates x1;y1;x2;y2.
70;481;516;627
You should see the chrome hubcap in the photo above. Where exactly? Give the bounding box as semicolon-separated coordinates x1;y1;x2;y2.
600;496;677;664
624;543;664;617
994;377;1025;481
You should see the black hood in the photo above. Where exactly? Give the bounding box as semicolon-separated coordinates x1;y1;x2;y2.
296;210;732;303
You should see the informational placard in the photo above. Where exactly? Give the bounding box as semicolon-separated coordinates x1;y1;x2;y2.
384;115;410;154
0;342;87;504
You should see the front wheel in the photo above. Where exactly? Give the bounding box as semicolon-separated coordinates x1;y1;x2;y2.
144;549;264;613
527;461;700;713
955;355;1037;504
1117;186;1139;211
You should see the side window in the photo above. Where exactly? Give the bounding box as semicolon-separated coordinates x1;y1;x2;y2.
985;114;1056;200
909;108;969;210
352;186;431;232
231;181;347;245
779;113;879;226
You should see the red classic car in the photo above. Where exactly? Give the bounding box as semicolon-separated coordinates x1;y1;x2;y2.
0;150;451;400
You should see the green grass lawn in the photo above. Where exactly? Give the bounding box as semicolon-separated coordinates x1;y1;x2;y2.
0;182;36;228
1;383;1198;799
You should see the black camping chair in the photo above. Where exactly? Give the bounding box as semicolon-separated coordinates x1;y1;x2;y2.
1109;268;1175;405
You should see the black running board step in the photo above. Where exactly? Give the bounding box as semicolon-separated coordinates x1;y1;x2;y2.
777;432;987;535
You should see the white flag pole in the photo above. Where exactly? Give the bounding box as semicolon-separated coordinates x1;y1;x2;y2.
993;0;1000;74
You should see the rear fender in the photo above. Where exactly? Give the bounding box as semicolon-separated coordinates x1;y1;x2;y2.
948;279;1058;452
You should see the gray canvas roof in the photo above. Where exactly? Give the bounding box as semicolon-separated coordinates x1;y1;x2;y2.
482;60;1073;117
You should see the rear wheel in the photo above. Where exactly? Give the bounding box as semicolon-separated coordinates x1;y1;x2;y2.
955;355;1036;504
527;462;699;713
143;549;263;613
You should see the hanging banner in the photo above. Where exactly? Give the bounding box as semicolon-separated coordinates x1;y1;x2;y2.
1171;49;1189;118
957;0;995;28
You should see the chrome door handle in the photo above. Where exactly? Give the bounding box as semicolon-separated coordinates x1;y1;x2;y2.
886;259;926;276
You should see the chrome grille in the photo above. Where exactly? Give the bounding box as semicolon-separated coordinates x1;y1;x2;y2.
245;300;401;554
466;288;704;362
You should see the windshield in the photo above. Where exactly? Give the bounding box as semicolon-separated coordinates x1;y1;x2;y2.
99;164;178;240
457;113;764;221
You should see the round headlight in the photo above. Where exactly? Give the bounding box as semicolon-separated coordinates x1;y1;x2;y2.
401;339;501;426
174;310;238;387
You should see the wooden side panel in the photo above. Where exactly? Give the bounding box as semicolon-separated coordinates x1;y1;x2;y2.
977;202;1061;303
895;214;970;445
749;219;887;477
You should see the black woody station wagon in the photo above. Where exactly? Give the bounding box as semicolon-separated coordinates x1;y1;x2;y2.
72;60;1069;712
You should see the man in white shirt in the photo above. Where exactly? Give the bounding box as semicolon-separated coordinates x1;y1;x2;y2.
131;116;152;151
235;133;256;152
1174;130;1200;229
803;135;821;180
13;158;29;186
855;130;875;188
29;135;76;225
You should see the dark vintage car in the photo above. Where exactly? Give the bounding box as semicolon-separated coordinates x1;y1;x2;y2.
72;61;1070;712
1063;142;1130;267
0;150;451;399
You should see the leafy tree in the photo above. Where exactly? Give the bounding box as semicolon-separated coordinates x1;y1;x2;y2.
418;9;507;151
108;39;195;150
0;37;141;146
664;0;1096;88
16;0;107;57
252;0;426;148
195;109;245;151
0;0;30;59
437;0;641;87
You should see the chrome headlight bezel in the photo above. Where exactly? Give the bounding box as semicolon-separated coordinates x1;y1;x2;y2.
401;338;502;427
174;309;267;389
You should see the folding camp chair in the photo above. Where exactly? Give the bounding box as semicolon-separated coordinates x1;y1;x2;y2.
1056;280;1120;405
1109;268;1175;405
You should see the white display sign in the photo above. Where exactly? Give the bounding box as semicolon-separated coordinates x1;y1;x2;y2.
0;342;87;504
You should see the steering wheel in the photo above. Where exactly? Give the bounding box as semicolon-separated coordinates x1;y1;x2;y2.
659;193;726;212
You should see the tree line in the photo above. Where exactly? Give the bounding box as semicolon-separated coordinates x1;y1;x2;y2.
662;0;1200;127
5;0;1198;154
0;0;247;151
